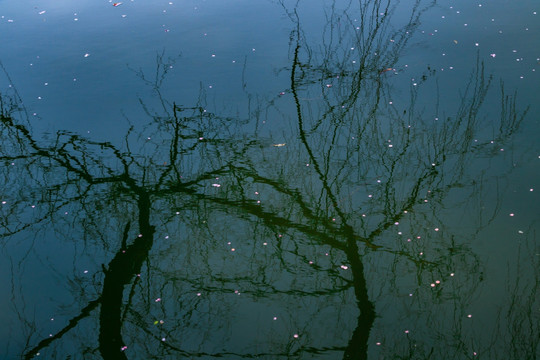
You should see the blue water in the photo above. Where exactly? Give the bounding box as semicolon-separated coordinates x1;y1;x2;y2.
1;0;539;359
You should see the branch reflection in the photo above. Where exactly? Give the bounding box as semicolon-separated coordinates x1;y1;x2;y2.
0;0;532;359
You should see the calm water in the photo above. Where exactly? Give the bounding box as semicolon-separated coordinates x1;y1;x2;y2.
1;0;539;359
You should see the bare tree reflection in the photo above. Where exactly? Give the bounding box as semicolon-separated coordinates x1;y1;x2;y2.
0;0;533;359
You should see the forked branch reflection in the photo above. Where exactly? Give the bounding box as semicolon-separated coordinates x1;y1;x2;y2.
0;0;533;359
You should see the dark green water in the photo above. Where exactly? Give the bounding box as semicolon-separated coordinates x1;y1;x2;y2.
1;0;539;359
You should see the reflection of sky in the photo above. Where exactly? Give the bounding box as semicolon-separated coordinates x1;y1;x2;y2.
1;0;539;358
1;0;292;139
398;0;539;100
4;0;536;138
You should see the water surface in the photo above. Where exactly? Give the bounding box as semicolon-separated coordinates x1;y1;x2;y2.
1;0;539;359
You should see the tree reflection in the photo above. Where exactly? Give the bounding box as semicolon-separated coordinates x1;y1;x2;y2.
0;0;532;359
